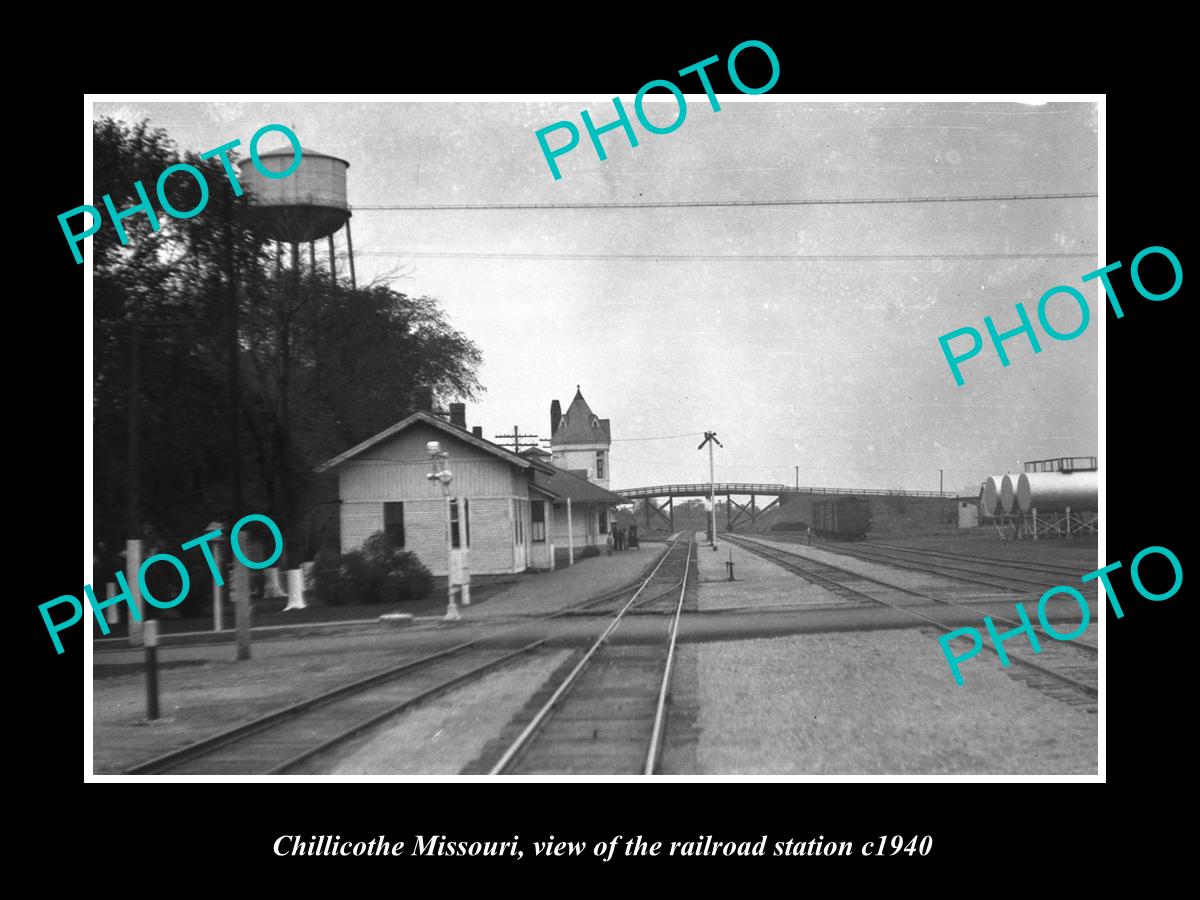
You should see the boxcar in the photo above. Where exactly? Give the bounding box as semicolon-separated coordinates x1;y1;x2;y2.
812;497;871;540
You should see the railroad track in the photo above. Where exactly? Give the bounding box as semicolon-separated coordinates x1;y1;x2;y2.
765;532;1087;595
123;540;687;775
867;541;1089;580
479;535;695;775
725;534;1097;710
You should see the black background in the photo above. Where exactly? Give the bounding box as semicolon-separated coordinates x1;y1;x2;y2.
22;24;1187;882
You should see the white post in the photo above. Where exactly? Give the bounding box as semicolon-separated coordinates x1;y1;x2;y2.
444;493;460;620
212;540;224;631
567;496;574;566
284;568;306;610
126;538;144;645
105;582;120;626
452;496;471;607
233;563;251;660
709;439;716;547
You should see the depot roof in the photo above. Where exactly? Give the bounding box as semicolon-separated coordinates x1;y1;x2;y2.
532;466;625;504
314;410;555;474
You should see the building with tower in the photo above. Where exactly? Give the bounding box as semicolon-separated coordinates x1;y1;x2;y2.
316;390;622;576
549;386;611;489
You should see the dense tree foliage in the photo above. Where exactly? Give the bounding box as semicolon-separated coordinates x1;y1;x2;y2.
92;117;483;571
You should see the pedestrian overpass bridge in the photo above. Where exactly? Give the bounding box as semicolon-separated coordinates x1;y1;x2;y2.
614;482;948;531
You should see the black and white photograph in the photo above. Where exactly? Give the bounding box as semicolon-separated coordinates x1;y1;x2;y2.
82;94;1103;779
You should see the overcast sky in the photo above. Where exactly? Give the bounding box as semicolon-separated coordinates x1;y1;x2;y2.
93;98;1098;495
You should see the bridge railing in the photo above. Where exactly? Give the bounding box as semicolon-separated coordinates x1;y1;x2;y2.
615;483;950;500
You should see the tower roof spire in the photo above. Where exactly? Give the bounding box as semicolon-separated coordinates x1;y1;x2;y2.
551;386;610;445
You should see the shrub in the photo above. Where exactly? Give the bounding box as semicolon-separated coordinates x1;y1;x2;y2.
339;550;383;603
315;532;434;605
383;551;434;602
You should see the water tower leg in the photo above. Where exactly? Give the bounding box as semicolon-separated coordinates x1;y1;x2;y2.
345;219;357;290
328;234;337;284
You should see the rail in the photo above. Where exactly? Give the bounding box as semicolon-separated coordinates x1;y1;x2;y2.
487;536;692;775
724;534;1097;695
644;538;693;774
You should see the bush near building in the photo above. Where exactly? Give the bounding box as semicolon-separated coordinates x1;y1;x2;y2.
315;531;434;605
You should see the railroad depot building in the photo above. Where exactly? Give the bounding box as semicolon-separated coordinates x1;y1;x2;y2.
315;389;623;576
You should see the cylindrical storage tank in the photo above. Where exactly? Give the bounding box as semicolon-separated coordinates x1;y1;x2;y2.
981;475;1005;516
1000;474;1018;514
238;146;350;243
1017;471;1099;513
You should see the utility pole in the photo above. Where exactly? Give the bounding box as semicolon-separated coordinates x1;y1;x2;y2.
125;293;144;646
698;431;723;548
494;426;540;454
795;466;799;490
940;468;944;497
226;202;249;661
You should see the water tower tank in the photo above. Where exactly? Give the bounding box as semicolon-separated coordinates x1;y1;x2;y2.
238;146;350;243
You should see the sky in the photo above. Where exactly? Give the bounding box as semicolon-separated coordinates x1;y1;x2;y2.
92;98;1098;496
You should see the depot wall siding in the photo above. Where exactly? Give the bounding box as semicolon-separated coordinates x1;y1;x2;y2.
402;499;451;575
340;423;519;502
340;502;383;553
335;424;534;575
549;503;605;550
463;497;516;575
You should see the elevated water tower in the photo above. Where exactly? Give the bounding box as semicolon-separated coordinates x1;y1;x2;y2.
238;144;356;288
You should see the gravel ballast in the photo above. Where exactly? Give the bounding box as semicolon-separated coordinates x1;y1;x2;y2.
690;628;1097;775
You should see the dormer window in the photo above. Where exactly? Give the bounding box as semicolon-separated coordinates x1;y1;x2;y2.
590;415;599;428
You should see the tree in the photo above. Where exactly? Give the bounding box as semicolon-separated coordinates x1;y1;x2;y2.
91;117;483;577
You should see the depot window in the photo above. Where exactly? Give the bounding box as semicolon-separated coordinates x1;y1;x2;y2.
451;499;470;548
384;502;405;549
531;501;546;542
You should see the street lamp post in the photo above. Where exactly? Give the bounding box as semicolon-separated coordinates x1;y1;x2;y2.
426;441;461;621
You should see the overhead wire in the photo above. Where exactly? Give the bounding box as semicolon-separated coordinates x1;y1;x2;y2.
355;250;1095;262
351;191;1096;211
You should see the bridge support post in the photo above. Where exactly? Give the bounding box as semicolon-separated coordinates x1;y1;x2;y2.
645;496;675;532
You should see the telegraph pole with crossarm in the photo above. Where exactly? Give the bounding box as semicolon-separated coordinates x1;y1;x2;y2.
698;431;723;548
494;426;541;454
